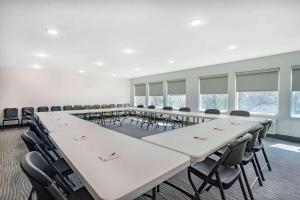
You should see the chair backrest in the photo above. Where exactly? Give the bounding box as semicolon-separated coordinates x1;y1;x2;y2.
220;133;252;166
259;121;272;140
20;152;68;200
163;106;173;111
205;109;220;115
63;105;72;111
101;104;110;109
21;131;45;152
84;105;93;110
27;120;49;142
179;107;191;112
137;105;144;108
117;104;123;108
124;103;131;107
148;105;155;109
50;106;61;112
22;107;34;117
37;106;49;112
109;104;116;108
92;104;100;109
4;108;18;118
73;105;83;110
230;110;250;117
246;125;264;151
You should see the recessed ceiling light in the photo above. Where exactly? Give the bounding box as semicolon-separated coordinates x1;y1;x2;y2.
112;74;117;77
31;64;41;69
123;48;136;54
96;61;104;66
45;28;59;35
79;69;85;73
135;68;140;71
189;18;203;26
228;45;237;50
169;60;175;64
35;52;49;58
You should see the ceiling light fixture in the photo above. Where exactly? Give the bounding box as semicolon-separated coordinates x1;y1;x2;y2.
35;52;49;58
189;18;204;26
96;61;104;66
31;64;41;69
123;48;136;54
45;28;59;35
112;74;117;77
79;69;85;73
169;60;175;64
228;45;237;50
135;68;140;71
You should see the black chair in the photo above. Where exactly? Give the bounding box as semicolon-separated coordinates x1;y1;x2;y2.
124;103;131;107
140;105;156;130
63;105;73;111
2;108;19;128
73;105;83;110
20;151;93;200
84;105;93;110
155;107;173;131
21;107;34;127
109;104;116;108
91;105;100;109
117;104;123;108
230;110;250;117
253;121;272;181
173;107;192;128
21;131;75;189
205;109;220;114
37;106;49;112
51;106;61;112
189;134;252;200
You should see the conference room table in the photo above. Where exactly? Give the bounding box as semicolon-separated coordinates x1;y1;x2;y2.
36;108;269;199
37;112;190;200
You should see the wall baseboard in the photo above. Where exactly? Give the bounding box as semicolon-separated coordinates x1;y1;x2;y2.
267;134;300;143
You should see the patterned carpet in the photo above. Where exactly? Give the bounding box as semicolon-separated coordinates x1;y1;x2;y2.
1;120;300;200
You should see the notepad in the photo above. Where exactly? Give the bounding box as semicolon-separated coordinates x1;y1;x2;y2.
99;152;120;162
193;136;208;140
74;135;88;141
213;128;225;131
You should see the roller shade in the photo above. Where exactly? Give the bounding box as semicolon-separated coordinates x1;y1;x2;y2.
200;75;228;94
149;82;163;96
292;66;300;91
236;69;279;92
167;80;186;95
135;84;146;96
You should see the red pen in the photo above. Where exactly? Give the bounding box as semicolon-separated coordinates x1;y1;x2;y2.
111;152;116;156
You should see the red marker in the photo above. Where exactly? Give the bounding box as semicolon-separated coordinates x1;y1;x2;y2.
111;152;116;156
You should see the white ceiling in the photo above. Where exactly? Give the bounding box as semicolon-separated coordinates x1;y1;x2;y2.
1;0;300;78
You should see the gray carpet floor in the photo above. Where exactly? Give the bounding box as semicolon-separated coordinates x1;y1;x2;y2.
1;119;300;200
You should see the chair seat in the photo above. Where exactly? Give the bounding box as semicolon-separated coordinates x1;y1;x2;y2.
242;151;254;164
4;117;19;121
193;158;241;188
253;142;264;152
54;158;73;175
69;187;94;200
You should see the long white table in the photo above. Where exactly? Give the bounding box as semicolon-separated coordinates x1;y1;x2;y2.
36;108;268;200
37;112;190;200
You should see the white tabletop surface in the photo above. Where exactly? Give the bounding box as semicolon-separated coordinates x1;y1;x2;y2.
142;118;260;163
40;112;190;200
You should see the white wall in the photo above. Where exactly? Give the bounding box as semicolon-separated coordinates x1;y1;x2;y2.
130;51;300;137
0;67;130;121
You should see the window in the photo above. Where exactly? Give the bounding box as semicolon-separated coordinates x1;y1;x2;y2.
237;91;278;114
199;75;228;111
292;66;300;117
236;69;279;115
149;96;163;108
149;82;163;108
292;91;300;116
167;80;186;109
134;84;146;106
168;95;186;109
200;94;228;111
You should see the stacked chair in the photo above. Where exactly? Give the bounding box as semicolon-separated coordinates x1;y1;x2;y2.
21;107;34;127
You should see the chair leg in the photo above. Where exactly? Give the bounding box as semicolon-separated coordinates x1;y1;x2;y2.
240;164;254;200
28;188;34;200
238;175;249;200
262;147;272;171
216;172;226;200
253;152;265;181
251;159;263;186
